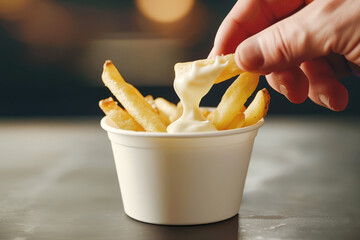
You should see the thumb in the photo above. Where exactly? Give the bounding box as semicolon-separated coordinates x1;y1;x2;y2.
235;0;359;73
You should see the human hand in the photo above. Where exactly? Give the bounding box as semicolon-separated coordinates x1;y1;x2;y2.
209;0;360;111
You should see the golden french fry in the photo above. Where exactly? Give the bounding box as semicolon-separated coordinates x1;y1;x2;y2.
174;54;244;84
170;101;183;123
243;88;270;127
154;97;177;123
145;95;171;126
144;95;156;109
227;112;245;129
211;72;260;130
102;61;167;132
207;106;244;122
99;97;144;131
240;105;246;113
200;108;211;118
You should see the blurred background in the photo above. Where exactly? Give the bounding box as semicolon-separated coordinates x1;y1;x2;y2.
0;0;359;117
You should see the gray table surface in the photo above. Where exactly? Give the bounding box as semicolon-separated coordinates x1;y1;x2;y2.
1;116;359;240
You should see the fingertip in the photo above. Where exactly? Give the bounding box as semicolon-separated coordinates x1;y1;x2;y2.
287;81;309;104
330;83;349;111
266;66;309;104
288;92;308;104
317;90;348;111
301;58;349;112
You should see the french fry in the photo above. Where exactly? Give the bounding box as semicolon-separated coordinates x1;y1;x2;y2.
200;108;211;118
174;54;243;84
227;112;245;129
144;95;157;109
207;105;245;122
99;97;144;131
102;61;167;132
243;88;270;127
145;95;171;126
240;105;247;113
211;73;259;130
154;97;177;123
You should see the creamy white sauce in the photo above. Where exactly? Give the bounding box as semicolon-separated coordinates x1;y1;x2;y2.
167;56;229;133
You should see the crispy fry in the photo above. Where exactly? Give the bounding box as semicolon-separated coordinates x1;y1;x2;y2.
240;105;247;113
207;105;246;122
145;95;171;126
99;97;144;131
174;54;243;84
102;61;167;132
211;73;259;130
154;97;177;123
200;108;211;118
227;112;245;129
144;95;156;109
243;88;270;127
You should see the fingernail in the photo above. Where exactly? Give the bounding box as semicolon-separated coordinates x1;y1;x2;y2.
279;84;288;95
237;39;264;71
319;94;332;109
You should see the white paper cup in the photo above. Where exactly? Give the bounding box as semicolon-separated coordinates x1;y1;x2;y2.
101;116;264;225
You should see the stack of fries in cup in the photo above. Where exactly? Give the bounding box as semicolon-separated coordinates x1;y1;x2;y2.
99;54;270;132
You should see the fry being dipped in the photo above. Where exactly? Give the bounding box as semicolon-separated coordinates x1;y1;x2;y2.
168;55;237;132
174;53;243;84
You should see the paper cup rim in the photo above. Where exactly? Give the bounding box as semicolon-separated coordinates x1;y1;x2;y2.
101;116;264;138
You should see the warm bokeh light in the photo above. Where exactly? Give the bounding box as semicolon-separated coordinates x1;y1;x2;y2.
135;0;194;23
0;0;31;20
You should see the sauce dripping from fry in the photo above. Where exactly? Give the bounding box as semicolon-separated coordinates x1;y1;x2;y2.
167;56;229;133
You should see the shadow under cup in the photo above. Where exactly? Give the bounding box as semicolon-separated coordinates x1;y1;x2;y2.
101;117;264;225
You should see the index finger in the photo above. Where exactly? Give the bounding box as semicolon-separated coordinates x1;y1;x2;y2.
210;0;305;57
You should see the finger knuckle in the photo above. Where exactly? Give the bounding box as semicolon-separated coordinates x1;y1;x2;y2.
263;21;308;66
